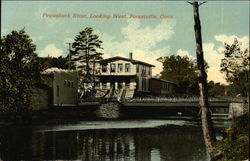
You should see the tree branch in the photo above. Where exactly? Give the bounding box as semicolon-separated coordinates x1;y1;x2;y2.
187;1;193;5
199;1;207;6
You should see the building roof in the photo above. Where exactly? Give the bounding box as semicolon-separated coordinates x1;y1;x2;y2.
98;56;155;67
151;77;176;85
42;67;76;74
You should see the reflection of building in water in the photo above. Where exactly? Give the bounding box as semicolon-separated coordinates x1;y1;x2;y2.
0;127;210;161
30;130;135;161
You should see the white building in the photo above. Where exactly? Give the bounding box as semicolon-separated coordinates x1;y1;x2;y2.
95;53;154;98
42;68;78;106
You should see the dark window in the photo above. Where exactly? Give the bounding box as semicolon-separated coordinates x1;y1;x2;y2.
71;82;74;88
142;66;146;75
110;63;116;72
64;80;67;87
102;64;107;72
148;79;151;91
103;82;107;87
125;63;130;72
136;64;139;73
56;85;59;97
142;78;146;91
118;64;123;72
125;79;130;86
68;81;71;87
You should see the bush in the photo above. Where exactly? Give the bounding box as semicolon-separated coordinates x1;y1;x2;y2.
211;114;249;161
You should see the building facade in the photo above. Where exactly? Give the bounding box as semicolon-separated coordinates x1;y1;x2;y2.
94;53;175;98
42;68;78;106
151;78;176;95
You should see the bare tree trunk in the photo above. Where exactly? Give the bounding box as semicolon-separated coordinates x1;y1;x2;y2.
191;1;216;153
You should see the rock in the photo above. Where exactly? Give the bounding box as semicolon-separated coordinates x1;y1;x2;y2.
96;102;121;119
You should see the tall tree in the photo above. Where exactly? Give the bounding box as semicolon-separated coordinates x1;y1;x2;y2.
157;55;199;94
188;1;216;153
220;39;249;97
0;29;41;117
72;27;103;85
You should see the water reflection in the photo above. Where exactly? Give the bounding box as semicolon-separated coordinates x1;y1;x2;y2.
0;121;213;161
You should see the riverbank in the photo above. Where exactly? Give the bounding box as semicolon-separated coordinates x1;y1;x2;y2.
211;113;249;161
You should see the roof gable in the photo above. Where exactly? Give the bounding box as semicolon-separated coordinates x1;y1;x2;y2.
99;56;155;67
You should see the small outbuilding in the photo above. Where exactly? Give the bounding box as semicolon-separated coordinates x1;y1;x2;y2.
42;68;78;106
151;77;176;96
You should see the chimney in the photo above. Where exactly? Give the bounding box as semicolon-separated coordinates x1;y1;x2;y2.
129;52;133;60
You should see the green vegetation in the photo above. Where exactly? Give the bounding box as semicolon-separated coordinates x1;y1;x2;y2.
0;29;41;119
211;114;249;161
220;39;249;97
72;27;103;85
157;55;199;94
39;56;68;70
207;81;226;97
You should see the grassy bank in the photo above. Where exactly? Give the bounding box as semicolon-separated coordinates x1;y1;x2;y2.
211;113;249;161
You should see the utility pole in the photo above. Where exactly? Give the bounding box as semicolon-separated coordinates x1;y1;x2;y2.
188;1;216;153
66;42;72;70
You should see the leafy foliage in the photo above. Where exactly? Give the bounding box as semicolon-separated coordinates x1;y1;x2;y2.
207;81;226;97
157;55;199;94
211;114;249;161
0;29;41;118
39;56;68;70
220;39;249;96
72;27;103;84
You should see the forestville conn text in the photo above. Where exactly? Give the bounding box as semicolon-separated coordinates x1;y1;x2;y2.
42;13;173;19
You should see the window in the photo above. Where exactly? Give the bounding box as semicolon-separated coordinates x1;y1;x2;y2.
56;85;59;97
71;82;74;88
136;64;139;73
68;81;71;87
125;63;130;72
110;63;116;72
103;82;107;87
64;80;67;87
102;64;107;72
148;67;151;75
142;65;146;75
118;64;123;72
142;78;146;91
125;80;130;86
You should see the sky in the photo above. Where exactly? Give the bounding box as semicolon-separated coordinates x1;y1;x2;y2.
1;1;249;84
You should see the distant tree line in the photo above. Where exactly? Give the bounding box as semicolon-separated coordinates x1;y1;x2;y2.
157;39;249;97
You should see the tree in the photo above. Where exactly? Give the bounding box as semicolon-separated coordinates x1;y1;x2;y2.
0;29;41;118
72;27;103;85
157;55;199;94
220;39;249;97
188;1;216;153
39;56;68;70
207;81;226;97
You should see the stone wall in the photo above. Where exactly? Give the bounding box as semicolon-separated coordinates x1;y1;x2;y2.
229;100;248;119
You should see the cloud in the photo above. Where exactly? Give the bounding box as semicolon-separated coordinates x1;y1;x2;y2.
39;44;63;57
203;42;228;84
100;19;176;76
203;34;249;85
177;49;194;59
214;34;249;51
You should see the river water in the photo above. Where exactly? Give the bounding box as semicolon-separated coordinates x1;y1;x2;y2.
0;119;230;161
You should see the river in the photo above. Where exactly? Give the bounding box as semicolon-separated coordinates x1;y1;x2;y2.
0;119;230;161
